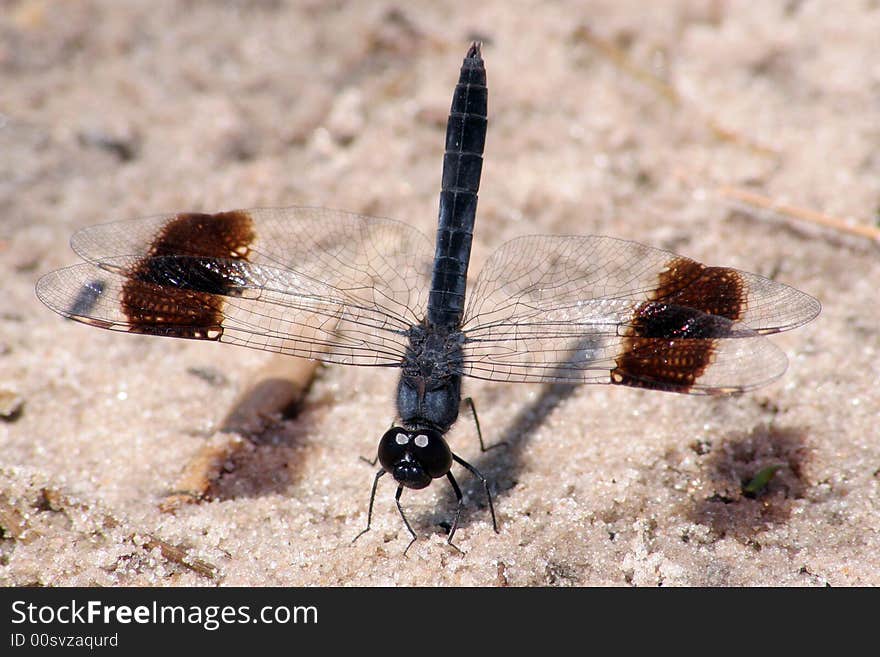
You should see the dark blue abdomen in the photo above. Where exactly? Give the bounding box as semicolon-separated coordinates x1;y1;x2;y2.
426;43;487;329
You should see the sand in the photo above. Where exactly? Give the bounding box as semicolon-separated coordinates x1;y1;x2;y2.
1;0;878;586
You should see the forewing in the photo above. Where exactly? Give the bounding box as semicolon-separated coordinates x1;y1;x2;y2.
37;208;434;367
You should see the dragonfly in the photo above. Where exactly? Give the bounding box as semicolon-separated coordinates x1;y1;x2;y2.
36;43;820;552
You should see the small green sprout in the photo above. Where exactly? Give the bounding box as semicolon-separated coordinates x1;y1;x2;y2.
743;465;783;497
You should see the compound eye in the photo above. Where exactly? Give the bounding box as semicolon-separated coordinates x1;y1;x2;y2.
411;430;452;479
378;427;410;472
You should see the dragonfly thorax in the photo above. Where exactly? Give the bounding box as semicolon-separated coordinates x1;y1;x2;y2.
402;323;464;379
396;324;465;433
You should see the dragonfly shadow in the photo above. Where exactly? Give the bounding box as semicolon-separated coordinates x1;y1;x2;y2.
438;344;597;534
449;382;580;532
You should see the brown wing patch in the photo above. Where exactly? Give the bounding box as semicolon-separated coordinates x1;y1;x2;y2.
121;211;255;339
613;257;749;393
145;211;256;259
650;257;746;322
611;336;718;392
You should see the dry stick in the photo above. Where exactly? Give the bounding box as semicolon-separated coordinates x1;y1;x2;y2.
158;434;247;512
160;356;321;512
574;25;779;158
718;185;880;244
219;356;320;435
140;535;218;580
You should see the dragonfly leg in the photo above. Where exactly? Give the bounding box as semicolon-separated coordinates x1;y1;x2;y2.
352;468;385;544
462;396;507;452
444;471;465;554
395;485;418;556
452;453;499;534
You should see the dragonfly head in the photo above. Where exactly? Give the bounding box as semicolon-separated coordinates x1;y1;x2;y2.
378;427;452;490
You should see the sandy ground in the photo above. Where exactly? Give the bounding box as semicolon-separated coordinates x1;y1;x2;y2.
1;0;878;586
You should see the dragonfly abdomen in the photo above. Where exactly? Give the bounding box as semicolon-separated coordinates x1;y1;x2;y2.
427;42;487;330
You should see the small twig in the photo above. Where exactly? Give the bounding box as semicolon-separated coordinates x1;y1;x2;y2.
718;185;880;244
140;534;219;580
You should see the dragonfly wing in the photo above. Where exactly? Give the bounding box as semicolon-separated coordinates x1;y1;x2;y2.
460;235;819;393
38;207;435;367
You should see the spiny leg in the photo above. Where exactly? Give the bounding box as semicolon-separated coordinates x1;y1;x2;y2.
395;485;418;556
444;471;465;554
352;468;385;544
452;453;499;534
462;396;506;452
